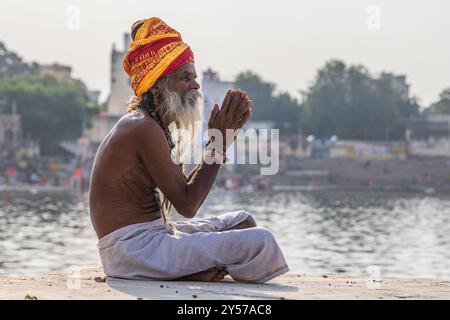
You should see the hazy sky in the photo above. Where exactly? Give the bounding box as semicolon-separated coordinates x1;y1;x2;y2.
1;0;449;105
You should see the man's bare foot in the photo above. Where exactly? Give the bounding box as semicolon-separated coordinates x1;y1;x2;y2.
175;268;228;282
222;216;257;231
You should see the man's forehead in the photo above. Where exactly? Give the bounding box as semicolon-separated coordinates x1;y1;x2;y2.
174;62;197;76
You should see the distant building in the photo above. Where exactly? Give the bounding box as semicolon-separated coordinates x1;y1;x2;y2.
107;33;133;116
0;101;21;148
409;115;450;140
329;140;406;160
408;115;450;157
0;114;21;148
202;69;234;119
200;68;234;141
87;90;101;105
382;73;410;100
83;112;119;146
85;34;132;144
198;69;236;163
39;63;72;81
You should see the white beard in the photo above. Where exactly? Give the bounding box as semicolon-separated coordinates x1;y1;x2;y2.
159;87;204;164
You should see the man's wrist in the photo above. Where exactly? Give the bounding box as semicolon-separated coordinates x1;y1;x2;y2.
205;137;227;155
203;147;227;164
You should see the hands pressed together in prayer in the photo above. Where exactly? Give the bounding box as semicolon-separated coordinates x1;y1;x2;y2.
207;89;253;156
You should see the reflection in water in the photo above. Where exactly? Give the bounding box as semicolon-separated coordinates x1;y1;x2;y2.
1;190;449;279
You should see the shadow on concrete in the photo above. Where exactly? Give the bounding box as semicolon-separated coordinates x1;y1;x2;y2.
106;276;298;300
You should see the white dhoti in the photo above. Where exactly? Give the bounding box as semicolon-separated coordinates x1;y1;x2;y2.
97;210;289;283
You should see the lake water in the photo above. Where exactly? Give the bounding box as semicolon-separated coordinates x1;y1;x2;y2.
1;189;449;280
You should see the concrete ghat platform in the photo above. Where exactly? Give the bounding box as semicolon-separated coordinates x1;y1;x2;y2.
1;267;449;300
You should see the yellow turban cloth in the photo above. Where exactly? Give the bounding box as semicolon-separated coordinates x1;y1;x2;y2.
123;17;195;97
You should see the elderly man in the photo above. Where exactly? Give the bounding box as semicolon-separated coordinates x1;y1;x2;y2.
89;17;289;282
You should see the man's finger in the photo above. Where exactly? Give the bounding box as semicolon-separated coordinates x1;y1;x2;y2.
226;89;243;116
238;108;252;127
235;92;251;118
211;104;219;120
220;90;235;114
208;104;219;128
235;99;251;120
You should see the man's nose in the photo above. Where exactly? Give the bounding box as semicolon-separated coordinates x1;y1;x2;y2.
190;80;200;90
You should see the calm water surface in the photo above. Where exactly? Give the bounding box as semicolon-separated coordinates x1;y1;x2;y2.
1;189;449;279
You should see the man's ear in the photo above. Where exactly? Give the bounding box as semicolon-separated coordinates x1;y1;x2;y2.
149;87;160;105
149;87;159;97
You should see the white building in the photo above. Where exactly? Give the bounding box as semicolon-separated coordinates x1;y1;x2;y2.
107;33;133;116
201;69;234;124
85;34;133;144
38;63;72;81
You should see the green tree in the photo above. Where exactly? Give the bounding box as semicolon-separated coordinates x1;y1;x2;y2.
0;74;90;154
432;88;450;114
0;41;38;77
302;60;418;140
234;71;301;132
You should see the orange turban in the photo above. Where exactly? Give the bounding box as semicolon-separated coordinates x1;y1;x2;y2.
123;17;195;97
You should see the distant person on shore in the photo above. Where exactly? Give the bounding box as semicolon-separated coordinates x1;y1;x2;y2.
89;17;288;282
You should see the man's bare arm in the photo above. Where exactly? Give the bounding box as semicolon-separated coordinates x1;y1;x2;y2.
134;89;252;219
186;163;202;182
134;120;221;218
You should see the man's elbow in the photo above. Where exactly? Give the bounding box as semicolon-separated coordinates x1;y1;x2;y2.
177;203;197;219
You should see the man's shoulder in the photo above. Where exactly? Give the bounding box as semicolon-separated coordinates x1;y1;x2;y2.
119;110;163;134
118;111;166;145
